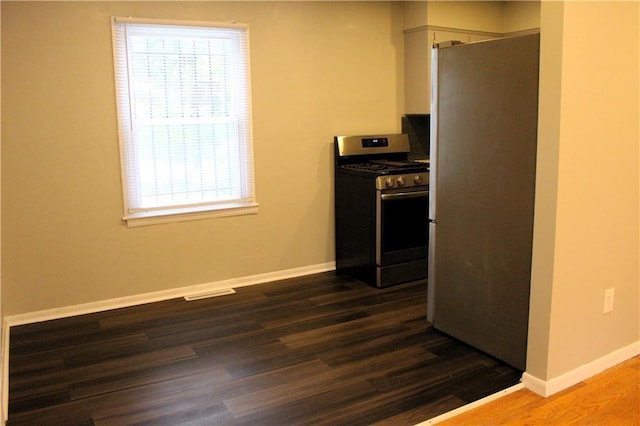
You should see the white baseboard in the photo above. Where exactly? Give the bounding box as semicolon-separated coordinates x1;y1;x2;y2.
1;262;336;421
1;320;8;423
2;266;636;424
416;382;525;425
418;341;639;425
5;262;336;328
522;340;640;397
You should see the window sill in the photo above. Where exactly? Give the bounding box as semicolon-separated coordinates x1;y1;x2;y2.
123;202;259;228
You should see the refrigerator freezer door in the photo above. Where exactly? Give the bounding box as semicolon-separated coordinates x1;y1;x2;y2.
429;34;540;371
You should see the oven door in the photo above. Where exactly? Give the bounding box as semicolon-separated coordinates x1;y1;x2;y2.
376;187;429;266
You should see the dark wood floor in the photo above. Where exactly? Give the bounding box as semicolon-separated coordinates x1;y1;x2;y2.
8;272;522;425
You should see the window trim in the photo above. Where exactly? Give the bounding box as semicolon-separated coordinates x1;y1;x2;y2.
123;202;259;228
111;17;258;227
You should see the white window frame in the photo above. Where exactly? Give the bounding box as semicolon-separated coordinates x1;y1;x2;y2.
111;17;258;227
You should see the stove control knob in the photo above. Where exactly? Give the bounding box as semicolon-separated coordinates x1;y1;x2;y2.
396;176;406;187
414;175;423;185
385;177;395;188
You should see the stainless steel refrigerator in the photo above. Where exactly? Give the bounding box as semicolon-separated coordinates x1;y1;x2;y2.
428;34;540;371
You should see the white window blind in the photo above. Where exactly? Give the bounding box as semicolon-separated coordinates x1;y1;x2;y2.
112;17;256;225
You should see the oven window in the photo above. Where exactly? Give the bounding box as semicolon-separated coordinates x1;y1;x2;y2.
381;194;429;252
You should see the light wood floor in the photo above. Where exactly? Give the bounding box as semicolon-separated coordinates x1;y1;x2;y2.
438;355;639;425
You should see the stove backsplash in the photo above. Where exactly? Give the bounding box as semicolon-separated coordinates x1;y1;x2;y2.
402;114;430;161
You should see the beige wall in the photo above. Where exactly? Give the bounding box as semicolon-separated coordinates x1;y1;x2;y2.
529;1;639;380
427;1;504;33
503;1;541;34
402;1;427;31
0;3;3;423
402;1;541;33
1;1;404;315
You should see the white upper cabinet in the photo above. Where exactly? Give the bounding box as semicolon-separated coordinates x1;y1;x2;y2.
403;1;540;114
404;28;430;115
405;28;497;114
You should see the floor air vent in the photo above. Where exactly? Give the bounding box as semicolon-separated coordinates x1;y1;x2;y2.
184;288;236;301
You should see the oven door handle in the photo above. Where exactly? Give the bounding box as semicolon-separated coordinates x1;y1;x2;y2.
380;190;429;200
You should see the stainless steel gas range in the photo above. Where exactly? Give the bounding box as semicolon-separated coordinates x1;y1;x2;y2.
334;133;429;288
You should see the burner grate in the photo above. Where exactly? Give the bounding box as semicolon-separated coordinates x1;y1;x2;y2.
340;161;429;175
341;163;390;171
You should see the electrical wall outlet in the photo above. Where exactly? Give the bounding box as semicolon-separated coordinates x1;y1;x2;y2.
603;288;615;313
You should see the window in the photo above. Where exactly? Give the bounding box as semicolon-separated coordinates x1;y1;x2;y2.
112;17;257;226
